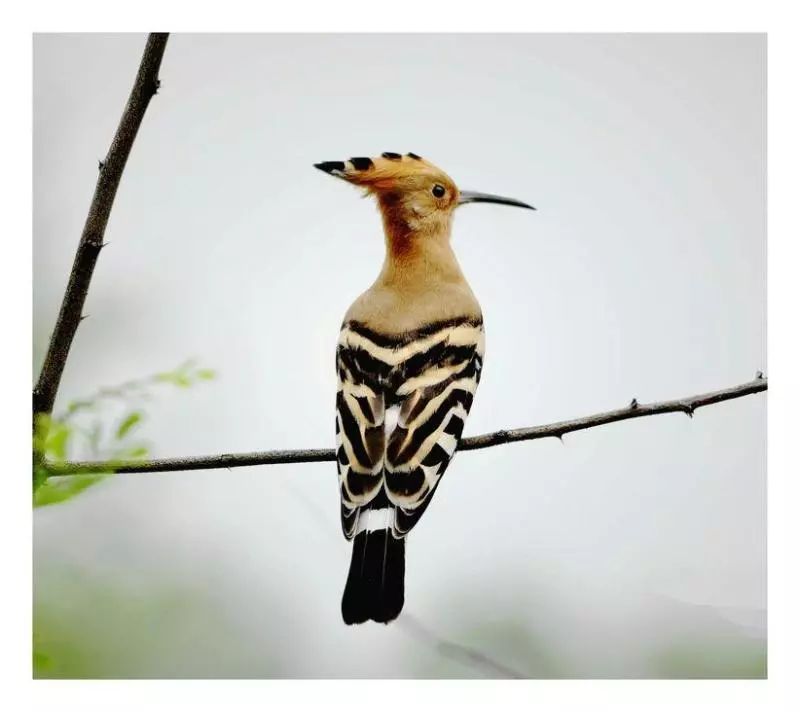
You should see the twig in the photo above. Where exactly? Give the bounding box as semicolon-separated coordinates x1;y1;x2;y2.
32;33;169;420
397;613;525;679
46;376;766;476
458;375;767;451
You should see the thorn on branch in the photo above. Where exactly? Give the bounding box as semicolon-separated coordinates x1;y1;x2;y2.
80;314;90;322
98;159;105;171
756;370;764;380
630;398;638;409
85;231;103;249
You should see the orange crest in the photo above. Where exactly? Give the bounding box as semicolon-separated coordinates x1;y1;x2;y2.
314;152;457;196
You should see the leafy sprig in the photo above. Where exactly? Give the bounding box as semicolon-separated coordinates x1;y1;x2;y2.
33;360;215;507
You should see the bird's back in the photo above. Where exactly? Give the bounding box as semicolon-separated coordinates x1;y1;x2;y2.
337;268;484;512
336;276;484;622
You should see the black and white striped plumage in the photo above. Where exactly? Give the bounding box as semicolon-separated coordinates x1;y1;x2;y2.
336;317;484;624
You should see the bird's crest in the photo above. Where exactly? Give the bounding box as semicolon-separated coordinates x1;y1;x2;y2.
314;152;453;193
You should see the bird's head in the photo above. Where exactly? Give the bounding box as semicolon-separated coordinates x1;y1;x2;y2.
314;152;534;240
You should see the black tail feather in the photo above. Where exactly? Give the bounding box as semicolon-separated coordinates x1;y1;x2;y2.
341;529;405;625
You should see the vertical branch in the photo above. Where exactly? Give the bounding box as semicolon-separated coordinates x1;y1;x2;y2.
33;33;169;419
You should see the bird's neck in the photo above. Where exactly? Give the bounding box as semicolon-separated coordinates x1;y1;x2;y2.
344;209;481;333
377;211;465;288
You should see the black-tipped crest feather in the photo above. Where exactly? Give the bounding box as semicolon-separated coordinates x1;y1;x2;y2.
314;160;346;174
349;156;374;170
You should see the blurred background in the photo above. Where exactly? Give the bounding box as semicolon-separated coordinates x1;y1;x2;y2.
32;33;766;678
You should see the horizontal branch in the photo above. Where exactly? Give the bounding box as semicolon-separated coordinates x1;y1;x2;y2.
458;375;767;451
46;376;767;477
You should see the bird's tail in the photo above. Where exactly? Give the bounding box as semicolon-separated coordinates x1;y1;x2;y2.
341;524;405;625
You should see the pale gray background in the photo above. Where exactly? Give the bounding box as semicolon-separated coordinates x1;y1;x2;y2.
33;33;766;678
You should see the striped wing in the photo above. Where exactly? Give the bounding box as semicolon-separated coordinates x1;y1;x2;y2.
336;318;484;539
335;341;386;540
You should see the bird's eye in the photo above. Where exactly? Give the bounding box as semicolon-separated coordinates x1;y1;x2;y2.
432;184;446;198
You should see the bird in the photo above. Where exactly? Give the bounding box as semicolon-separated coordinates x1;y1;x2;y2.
314;152;534;625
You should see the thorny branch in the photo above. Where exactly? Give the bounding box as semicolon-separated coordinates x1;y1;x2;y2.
46;376;766;476
32;33;169;421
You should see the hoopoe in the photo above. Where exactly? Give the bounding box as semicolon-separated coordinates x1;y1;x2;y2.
315;152;534;625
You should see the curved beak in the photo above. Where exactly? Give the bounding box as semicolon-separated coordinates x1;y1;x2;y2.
458;190;536;210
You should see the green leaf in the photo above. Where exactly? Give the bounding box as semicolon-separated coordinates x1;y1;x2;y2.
155;371;192;388
64;399;96;417
115;411;143;440
196;368;216;380
45;421;72;462
33;649;51;672
32;463;49;493
33;474;107;508
33;413;53;454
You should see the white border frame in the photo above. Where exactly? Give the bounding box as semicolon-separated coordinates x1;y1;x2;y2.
4;1;796;710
